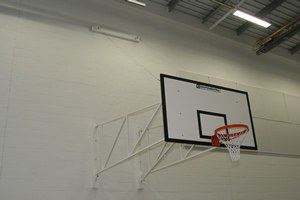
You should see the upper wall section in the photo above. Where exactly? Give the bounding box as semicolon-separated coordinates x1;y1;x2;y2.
1;0;299;95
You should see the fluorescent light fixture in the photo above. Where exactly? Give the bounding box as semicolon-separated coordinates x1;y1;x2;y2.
233;10;271;28
127;0;146;7
90;25;140;43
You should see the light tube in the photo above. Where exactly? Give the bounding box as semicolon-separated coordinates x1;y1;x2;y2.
127;0;146;7
90;25;140;43
233;10;271;28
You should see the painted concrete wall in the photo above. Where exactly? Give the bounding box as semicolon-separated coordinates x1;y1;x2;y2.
0;0;299;199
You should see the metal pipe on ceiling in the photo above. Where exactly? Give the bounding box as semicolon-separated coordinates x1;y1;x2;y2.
259;16;300;45
256;21;300;55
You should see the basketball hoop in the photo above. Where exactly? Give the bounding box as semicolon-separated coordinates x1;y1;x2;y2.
211;124;249;162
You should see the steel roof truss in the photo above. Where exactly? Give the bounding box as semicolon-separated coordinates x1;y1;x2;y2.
290;43;300;54
256;22;300;55
237;0;286;35
168;0;181;12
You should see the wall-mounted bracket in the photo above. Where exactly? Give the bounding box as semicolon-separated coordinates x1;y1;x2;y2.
92;102;219;188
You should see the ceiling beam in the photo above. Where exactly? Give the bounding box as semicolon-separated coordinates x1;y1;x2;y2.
209;0;246;30
256;22;300;55
236;0;286;36
168;0;180;12
290;43;300;54
202;0;230;24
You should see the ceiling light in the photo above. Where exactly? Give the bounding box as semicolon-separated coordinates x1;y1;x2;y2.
127;0;146;7
233;10;271;28
90;25;140;43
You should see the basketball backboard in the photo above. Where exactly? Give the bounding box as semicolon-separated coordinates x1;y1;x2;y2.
160;74;257;150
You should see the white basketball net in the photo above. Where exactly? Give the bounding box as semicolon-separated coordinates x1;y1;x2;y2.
216;125;249;162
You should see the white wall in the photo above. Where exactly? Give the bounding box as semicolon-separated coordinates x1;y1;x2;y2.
0;0;299;200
